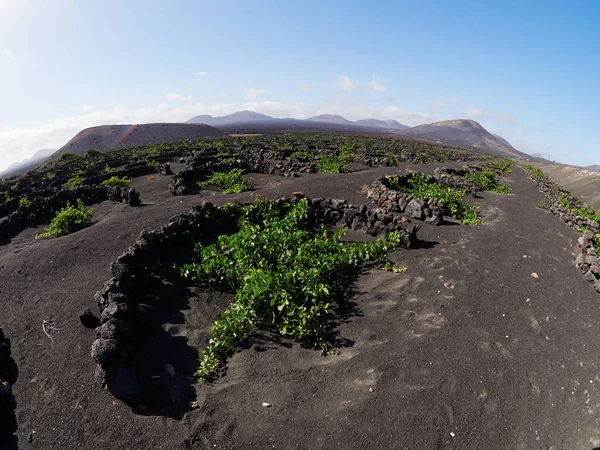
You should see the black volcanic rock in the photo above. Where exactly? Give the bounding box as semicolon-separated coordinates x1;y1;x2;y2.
79;309;101;328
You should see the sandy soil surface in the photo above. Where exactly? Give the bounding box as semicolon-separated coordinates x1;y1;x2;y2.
2;163;600;449
531;162;600;208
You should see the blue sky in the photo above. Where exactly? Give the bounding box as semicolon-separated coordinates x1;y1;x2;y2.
0;0;598;171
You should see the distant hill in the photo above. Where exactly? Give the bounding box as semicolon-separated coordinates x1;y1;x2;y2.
584;165;600;172
186;111;409;132
355;119;409;130
53;123;226;159
217;119;400;136
187;110;274;126
398;119;529;158
306;114;354;126
0;148;56;179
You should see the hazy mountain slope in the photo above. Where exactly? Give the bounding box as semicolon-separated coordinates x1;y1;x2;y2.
0;148;56;179
218;119;398;136
354;119;409;130
492;133;515;149
53;123;226;159
584;165;600;172
306;114;354;125
186;111;274;126
399;119;529;158
187;111;408;130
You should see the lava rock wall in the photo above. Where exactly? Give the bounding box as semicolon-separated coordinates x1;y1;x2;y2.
89;196;420;403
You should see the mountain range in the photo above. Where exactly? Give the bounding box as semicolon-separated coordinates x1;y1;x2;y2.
306;114;409;130
188;112;524;158
1;110;578;178
187;111;409;131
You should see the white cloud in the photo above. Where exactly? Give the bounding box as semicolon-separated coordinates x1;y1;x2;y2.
166;92;193;102
337;75;359;92
79;105;94;112
432;100;446;113
245;88;267;101
2;48;15;63
300;83;309;92
432;96;460;113
195;71;208;77
463;105;514;124
367;76;387;93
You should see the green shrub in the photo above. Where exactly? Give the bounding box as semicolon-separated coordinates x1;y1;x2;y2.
43;171;56;181
594;235;600;257
290;148;355;174
19;197;32;208
464;169;512;194
288;151;315;161
63;175;84;188
558;197;600;223
179;199;402;380
389;172;481;224
85;148;102;159
58;152;79;162
486;159;513;173
37;199;94;239
385;153;398;166
198;169;252;194
416;152;435;164
101;176;131;188
315;154;347;173
522;164;545;179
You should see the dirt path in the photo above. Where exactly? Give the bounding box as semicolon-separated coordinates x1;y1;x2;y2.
2;164;600;449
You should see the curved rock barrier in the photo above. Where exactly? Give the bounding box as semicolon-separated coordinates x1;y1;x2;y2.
433;166;483;195
169;149;320;196
1;160;170;221
364;175;449;225
89;196;420;404
0;185;141;244
0;327;17;446
168;144;488;197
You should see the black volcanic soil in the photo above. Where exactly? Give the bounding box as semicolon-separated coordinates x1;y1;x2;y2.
2;164;600;449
